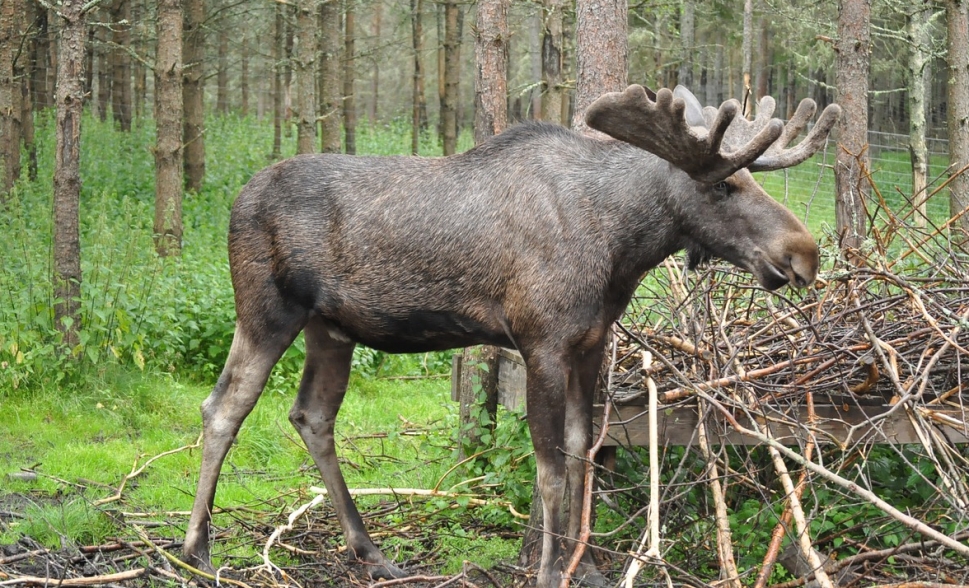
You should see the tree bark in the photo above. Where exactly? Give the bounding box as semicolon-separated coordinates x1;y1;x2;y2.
678;0;695;89
947;0;969;240
273;0;285;159
473;0;508;144
835;0;871;253
441;0;462;155
0;0;22;200
908;0;932;227
154;0;184;258
540;0;564;124
241;33;250;117
95;19;110;121
53;0;86;349
31;9;52;110
295;0;317;154
571;0;627;131
216;19;229;114
182;0;205;191
741;0;753;113
109;0;131;131
411;0;427;154
319;0;342;153
343;0;356;154
370;0;381;123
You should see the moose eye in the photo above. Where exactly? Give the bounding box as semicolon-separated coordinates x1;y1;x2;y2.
713;181;732;199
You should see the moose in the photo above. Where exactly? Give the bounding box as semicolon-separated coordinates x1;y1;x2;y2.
183;85;840;586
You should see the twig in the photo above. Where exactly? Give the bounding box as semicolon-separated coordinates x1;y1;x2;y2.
0;568;146;586
93;435;202;506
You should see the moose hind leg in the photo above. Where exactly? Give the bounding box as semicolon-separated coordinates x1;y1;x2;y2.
184;316;304;572
564;344;608;586
288;316;405;580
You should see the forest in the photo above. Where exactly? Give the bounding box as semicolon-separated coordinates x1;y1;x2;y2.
1;0;969;587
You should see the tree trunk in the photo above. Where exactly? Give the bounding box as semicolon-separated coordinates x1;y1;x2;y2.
96;20;110;121
370;0;381;123
456;346;500;460
132;0;147;118
31;9;52;110
109;0;131;131
571;0;627;131
217;22;229;114
678;0;695;89
947;0;969;240
835;0;871;253
473;0;508;144
182;0;205;191
343;0;356;155
154;0;183;258
441;0;462;155
273;0;285;159
295;0;317;154
540;0;564;124
53;0;86;349
319;0;342;153
411;0;427;154
241;34;250;117
908;0;931;227
755;16;770;100
0;0;22;200
741;0;753;114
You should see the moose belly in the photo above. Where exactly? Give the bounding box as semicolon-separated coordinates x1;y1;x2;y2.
327;309;514;353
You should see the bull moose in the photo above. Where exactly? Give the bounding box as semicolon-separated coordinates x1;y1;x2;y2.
183;85;840;586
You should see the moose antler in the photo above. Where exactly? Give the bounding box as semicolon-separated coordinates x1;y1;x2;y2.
585;85;841;182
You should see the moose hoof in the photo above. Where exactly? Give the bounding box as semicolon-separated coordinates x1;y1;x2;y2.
575;566;609;587
350;547;407;580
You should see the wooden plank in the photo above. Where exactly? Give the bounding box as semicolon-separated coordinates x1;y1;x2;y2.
497;349;527;411
594;401;969;447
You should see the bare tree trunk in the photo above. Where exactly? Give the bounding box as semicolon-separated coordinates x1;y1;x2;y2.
947;0;969;240
132;0;147;118
343;0;356;154
32;9;52;110
908;0;932;227
0;0;22;200
295;0;317;154
540;0;564;124
96;19;110;121
273;0;285;159
319;0;342;153
241;34;250;117
755;17;770;100
529;5;541;119
154;0;183;257
53;0;86;349
441;0;462;155
370;0;381;123
742;0;753;113
571;0;627;131
217;21;229;114
109;0;131;131
284;3;295;138
182;0;205;191
835;0;871;252
678;0;695;88
473;0;508;144
411;0;427;154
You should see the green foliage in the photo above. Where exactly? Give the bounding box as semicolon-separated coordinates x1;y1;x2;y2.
0;112;462;397
1;499;115;549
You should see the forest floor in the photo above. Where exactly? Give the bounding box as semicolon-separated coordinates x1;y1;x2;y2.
0;489;539;587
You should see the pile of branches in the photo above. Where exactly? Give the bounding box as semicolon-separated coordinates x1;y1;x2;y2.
602;210;969;585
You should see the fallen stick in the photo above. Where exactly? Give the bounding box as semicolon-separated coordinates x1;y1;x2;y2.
0;568;146;586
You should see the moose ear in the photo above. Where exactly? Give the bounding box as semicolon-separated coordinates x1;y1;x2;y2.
673;86;706;128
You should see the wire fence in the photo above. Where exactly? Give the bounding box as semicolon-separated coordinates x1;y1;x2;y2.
760;130;954;235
